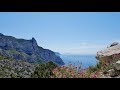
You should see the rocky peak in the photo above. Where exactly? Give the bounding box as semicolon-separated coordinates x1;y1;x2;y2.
31;37;38;48
0;33;4;36
110;42;119;47
30;37;39;54
31;37;37;43
0;33;64;65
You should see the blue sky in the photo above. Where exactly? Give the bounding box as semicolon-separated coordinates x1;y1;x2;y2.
0;12;120;55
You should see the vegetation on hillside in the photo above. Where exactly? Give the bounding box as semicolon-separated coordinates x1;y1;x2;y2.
31;61;57;78
0;55;35;78
0;53;120;78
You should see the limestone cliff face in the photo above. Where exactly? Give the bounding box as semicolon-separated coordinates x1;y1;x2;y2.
96;42;120;63
0;33;64;65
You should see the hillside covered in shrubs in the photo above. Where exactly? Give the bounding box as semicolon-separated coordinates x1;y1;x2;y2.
0;33;64;65
0;33;120;78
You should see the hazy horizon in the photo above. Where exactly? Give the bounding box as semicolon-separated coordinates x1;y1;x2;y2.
0;12;120;55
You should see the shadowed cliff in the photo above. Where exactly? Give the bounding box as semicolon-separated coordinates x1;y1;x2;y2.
0;33;64;65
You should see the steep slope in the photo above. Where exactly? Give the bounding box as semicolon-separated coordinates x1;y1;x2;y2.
0;33;64;65
54;52;61;56
96;42;120;78
0;55;35;78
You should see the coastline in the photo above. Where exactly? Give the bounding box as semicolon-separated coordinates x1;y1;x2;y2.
60;54;98;68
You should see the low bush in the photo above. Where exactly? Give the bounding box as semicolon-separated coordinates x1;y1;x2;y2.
31;61;58;78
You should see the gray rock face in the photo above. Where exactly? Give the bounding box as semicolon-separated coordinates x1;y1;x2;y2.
108;69;116;77
0;33;64;65
114;61;120;70
110;42;119;47
96;42;120;63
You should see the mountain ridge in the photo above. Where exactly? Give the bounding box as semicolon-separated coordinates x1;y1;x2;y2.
0;33;64;65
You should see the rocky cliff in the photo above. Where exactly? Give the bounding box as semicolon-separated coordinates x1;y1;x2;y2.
54;52;61;56
96;42;120;64
96;42;120;78
0;33;64;65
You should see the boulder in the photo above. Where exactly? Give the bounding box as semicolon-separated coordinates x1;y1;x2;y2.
96;42;120;64
113;61;120;71
108;69;116;77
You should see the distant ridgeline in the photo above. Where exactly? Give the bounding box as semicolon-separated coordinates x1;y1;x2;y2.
0;33;64;65
54;52;61;56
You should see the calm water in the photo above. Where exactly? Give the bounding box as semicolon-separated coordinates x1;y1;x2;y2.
60;54;98;69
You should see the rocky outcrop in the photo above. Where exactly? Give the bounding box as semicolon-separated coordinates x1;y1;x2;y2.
0;33;64;65
96;42;120;78
104;61;120;77
110;42;119;47
96;42;120;64
114;61;120;71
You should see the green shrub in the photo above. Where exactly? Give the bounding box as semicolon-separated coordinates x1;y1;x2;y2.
0;55;11;60
8;49;28;56
31;61;58;78
88;66;98;73
86;61;104;73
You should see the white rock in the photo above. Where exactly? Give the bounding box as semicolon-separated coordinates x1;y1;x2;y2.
116;61;120;64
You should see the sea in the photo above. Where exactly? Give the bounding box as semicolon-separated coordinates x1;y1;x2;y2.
60;54;99;69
